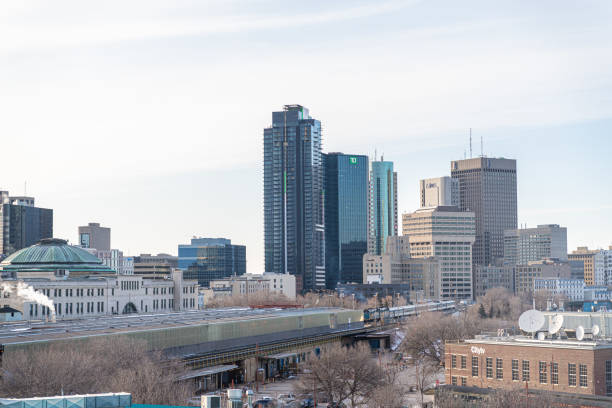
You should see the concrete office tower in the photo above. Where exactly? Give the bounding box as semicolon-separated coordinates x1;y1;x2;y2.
0;191;53;256
419;177;459;208
78;223;110;251
451;157;517;267
178;238;246;288
368;158;398;256
503;224;568;265
403;206;476;299
263;105;325;292
324;153;369;289
569;247;600;286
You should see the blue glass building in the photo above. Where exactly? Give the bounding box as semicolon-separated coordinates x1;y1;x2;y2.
178;238;246;287
263;105;325;292
324;153;369;289
368;159;398;255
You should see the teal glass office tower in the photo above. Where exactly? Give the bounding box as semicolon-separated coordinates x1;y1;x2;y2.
263;105;325;292
324;153;369;289
368;159;398;255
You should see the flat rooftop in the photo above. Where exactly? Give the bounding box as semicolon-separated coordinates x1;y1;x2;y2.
460;335;612;350
0;307;355;346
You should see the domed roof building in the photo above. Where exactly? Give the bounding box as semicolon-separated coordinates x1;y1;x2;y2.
0;238;115;278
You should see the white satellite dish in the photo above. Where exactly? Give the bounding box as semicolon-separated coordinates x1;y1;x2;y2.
576;325;585;341
519;309;545;333
537;332;546;340
592;324;600;336
548;314;564;334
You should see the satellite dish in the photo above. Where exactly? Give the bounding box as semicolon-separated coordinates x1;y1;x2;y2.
519;309;545;333
576;325;585;341
548;315;564;334
592;324;600;336
537;332;546;340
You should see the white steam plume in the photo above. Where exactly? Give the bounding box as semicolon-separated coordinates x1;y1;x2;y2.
1;282;56;322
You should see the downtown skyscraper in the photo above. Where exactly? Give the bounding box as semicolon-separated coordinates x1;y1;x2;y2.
451;157;517;267
368;158;398;255
263;105;325;292
324;153;369;289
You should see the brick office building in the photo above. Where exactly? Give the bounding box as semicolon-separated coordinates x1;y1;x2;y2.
445;336;612;396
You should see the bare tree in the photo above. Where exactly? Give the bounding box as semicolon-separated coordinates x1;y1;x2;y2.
469;288;525;321
401;312;484;366
435;386;556;408
413;358;439;407
0;337;193;404
367;384;405;408
294;343;384;407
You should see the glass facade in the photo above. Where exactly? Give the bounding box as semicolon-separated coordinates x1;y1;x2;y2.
263;105;325;291
368;160;397;255
0;203;53;256
178;238;246;287
324;153;368;289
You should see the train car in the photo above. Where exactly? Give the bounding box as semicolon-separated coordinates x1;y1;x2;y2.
363;301;456;324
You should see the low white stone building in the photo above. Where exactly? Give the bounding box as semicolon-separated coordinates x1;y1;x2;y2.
0;238;198;320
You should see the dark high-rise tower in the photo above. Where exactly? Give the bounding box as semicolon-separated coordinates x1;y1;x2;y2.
263;105;325;292
324;153;369;289
0;191;53;256
450;157;517;267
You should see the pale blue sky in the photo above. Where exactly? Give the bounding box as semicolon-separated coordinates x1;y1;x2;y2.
1;0;610;270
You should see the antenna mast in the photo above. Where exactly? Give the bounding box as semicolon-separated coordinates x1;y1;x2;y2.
481;135;483;157
469;128;472;158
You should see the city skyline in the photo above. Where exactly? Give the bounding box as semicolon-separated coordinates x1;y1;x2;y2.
1;1;611;270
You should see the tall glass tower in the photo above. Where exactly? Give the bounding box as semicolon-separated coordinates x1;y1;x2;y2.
263;105;325;292
324;153;369;289
368;159;398;255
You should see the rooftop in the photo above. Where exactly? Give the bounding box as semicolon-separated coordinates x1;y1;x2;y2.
0;238;115;274
460;334;612;350
0;307;356;346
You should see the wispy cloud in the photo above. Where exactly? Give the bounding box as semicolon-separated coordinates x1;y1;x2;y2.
0;0;422;53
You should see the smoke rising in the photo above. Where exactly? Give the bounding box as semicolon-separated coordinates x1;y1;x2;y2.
1;282;56;322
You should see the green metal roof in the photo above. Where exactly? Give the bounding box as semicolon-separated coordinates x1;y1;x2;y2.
0;238;115;273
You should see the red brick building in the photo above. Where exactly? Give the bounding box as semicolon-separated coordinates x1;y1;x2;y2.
445;336;612;396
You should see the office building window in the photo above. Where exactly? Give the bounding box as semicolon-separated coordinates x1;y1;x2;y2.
496;358;503;379
512;359;519;381
551;362;558;385
522;360;530;382
461;377;467;386
461;355;467;369
451;376;457;386
486;357;493;379
472;356;479;377
606;361;612;396
451;355;457;369
539;361;547;384
569;363;576;386
579;364;588;387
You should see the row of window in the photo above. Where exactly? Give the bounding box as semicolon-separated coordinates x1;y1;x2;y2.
451;354;588;387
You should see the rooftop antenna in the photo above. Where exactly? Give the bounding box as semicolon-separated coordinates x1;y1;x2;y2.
480;135;484;157
24;181;27;196
375;148;377;162
469;128;472;158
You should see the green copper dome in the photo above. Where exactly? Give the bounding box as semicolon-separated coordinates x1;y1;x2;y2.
0;238;115;274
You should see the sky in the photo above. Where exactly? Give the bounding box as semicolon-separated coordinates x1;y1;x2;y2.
1;0;611;270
